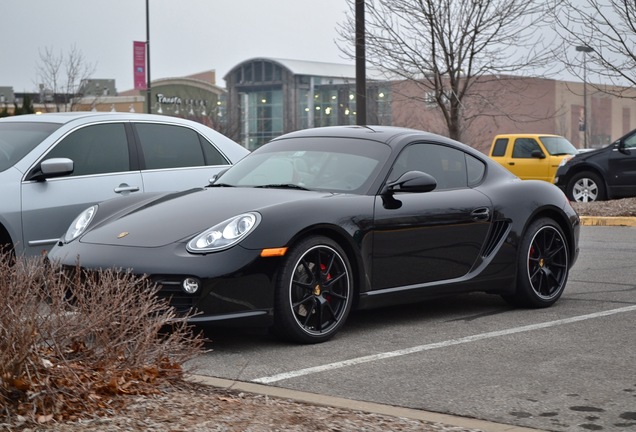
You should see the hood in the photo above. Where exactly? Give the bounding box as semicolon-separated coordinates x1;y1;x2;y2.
79;187;330;247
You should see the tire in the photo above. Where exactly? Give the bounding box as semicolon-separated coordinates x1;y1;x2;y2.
273;236;353;344
566;171;606;202
504;218;569;308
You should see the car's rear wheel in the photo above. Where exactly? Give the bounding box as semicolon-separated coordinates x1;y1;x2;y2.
567;171;605;202
504;218;569;308
273;236;353;344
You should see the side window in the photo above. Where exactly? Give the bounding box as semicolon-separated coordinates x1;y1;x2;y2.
491;138;508;156
512;138;542;158
466;154;486;187
201;139;230;166
390;143;469;190
623;132;636;149
44;123;129;176
136;123;209;169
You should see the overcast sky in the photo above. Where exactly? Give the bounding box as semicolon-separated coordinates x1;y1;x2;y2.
1;0;352;93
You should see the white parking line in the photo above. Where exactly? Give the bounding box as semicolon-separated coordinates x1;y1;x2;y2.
253;305;636;384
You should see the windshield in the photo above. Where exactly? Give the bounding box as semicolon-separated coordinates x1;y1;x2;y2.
0;122;62;172
215;137;391;194
541;136;578;156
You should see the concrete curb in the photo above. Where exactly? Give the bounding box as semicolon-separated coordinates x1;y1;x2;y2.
579;216;636;226
186;374;545;432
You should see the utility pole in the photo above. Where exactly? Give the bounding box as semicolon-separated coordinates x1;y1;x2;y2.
355;0;366;125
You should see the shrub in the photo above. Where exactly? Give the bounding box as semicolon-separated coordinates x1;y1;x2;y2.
0;252;204;424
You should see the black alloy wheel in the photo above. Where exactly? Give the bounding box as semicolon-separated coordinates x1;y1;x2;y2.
505;218;569;308
273;236;353;344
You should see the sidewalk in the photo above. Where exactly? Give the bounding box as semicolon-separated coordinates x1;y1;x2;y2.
188;374;546;432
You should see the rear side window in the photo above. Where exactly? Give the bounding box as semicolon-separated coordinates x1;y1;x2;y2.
135;123;228;169
45;123;130;176
466;154;486;187
491;138;508;157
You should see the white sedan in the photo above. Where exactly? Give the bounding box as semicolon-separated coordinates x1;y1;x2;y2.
0;112;249;256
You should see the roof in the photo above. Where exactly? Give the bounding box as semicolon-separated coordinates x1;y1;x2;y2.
226;57;388;81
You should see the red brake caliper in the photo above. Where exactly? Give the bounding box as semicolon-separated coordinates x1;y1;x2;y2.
321;263;332;303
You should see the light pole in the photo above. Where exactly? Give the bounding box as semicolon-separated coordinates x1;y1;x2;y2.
576;45;593;148
146;0;152;114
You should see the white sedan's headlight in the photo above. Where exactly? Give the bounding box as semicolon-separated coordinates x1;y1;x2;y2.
63;205;97;243
187;212;261;253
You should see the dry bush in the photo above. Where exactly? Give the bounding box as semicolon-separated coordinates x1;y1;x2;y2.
0;252;205;424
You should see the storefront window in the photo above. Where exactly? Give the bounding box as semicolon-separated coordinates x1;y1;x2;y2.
242;89;283;150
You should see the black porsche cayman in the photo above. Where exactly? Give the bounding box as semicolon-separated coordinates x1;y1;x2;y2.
48;125;580;343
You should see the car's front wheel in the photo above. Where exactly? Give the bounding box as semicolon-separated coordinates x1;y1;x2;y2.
273;236;353;344
567;171;606;202
504;218;569;308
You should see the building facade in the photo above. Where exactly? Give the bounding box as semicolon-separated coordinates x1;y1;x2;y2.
223;58;391;150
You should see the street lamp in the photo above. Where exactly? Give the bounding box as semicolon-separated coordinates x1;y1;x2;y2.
576;45;593;148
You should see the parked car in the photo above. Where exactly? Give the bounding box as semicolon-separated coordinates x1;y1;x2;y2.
488;134;578;182
48;125;580;344
0;112;249;256
555;128;636;202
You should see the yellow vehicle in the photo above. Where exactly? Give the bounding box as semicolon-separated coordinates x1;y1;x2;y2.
488;134;578;182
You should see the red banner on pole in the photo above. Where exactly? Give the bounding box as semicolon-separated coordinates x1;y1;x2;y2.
133;41;147;90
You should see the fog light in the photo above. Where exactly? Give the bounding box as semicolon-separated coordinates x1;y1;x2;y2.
182;277;200;294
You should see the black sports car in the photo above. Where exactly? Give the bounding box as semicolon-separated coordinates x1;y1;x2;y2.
48;125;580;343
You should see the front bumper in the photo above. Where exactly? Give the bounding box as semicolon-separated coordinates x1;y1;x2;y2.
48;241;281;326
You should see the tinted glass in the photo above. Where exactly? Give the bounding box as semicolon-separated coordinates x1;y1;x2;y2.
491;138;508;157
44;123;129;176
392;143;468;190
466;153;486;186
0;122;61;172
512;138;541;158
217;137;391;194
540;136;577;155
623;132;636;149
136;123;207;169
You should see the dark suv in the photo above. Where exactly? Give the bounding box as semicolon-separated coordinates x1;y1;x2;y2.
554;129;636;202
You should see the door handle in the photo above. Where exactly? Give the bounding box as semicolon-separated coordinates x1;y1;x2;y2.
508;162;515;165
471;207;490;221
114;184;140;194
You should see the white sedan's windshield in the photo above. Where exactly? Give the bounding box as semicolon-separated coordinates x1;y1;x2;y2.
0;122;61;171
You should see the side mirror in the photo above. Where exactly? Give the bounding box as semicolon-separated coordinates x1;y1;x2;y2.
383;170;437;194
208;167;229;185
531;150;546;159
26;158;74;181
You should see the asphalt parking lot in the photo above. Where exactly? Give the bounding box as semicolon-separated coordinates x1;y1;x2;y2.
190;225;636;432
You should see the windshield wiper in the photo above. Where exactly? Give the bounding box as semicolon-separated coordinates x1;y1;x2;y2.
207;183;235;188
254;184;310;191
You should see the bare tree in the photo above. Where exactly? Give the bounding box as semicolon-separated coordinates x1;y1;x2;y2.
551;0;636;96
338;0;559;141
35;45;96;112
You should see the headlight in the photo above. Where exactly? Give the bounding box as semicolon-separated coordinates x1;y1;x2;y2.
558;155;574;167
187;212;261;253
63;205;97;243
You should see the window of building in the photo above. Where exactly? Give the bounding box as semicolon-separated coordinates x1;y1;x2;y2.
242;89;283;150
